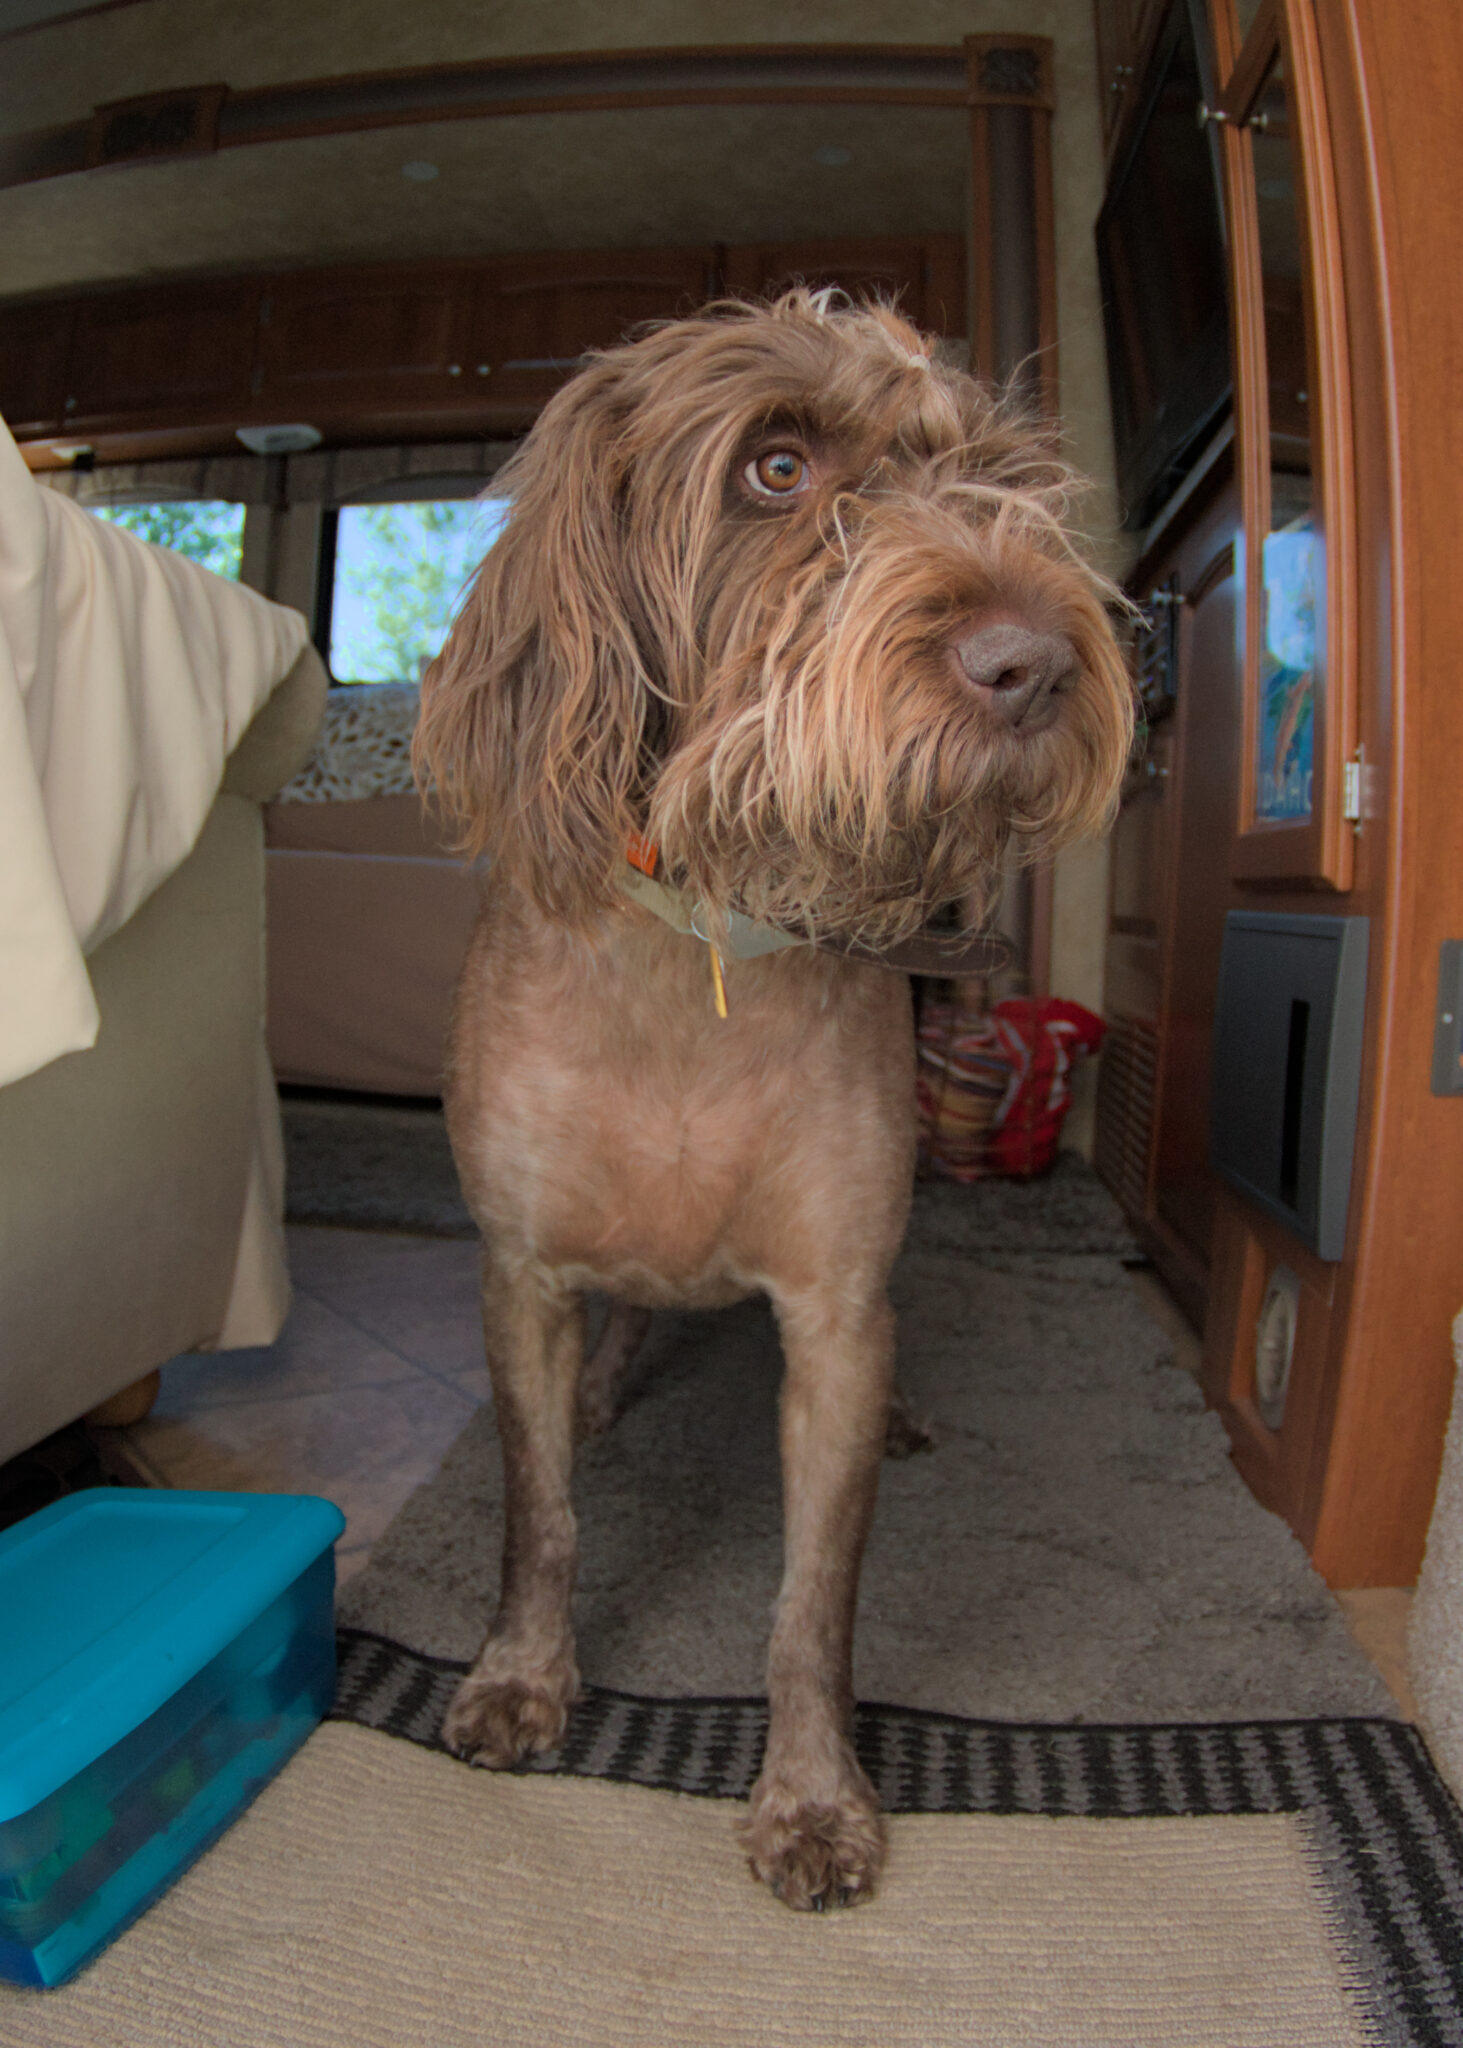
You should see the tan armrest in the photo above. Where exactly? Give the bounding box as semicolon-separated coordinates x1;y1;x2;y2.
221;644;329;803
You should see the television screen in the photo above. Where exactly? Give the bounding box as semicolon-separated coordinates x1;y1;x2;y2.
1097;0;1232;531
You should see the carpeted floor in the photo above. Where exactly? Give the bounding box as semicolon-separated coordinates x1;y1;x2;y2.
9;1135;1463;2041
280;1093;1148;1253
281;1092;474;1236
336;1235;1394;1723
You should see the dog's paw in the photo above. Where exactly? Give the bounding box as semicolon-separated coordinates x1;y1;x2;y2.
740;1774;886;1910
441;1659;577;1769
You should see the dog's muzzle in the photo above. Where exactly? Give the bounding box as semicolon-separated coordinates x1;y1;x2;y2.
954;622;1079;731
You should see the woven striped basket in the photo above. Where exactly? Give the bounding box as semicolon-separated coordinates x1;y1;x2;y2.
915;995;1012;1183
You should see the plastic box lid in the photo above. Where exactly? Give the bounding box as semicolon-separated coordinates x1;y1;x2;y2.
0;1490;346;1825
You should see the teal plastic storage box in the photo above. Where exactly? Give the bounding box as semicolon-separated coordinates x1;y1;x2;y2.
0;1488;346;1989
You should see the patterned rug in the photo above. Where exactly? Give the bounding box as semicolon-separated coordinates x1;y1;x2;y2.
335;1628;1463;2048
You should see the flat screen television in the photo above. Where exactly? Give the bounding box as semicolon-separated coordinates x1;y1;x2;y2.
1096;0;1232;532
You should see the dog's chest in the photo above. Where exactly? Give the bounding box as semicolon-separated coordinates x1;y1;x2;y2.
506;991;834;1294
449;910;915;1301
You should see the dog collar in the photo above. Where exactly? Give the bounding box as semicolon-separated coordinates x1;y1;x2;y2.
621;836;1014;1015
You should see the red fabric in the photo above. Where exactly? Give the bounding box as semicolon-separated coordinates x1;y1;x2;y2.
982;997;1107;1178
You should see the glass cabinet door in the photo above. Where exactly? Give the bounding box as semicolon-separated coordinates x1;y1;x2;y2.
1219;0;1355;886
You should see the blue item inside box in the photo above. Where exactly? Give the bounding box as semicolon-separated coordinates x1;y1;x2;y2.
0;1488;346;1989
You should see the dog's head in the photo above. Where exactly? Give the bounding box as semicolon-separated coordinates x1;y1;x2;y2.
415;291;1134;945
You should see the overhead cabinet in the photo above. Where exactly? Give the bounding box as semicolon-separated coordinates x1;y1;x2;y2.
0;237;961;459
255;267;478;415
62;283;260;433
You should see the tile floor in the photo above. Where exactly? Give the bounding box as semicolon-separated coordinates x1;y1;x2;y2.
116;1226;1415;1712
119;1228;488;1588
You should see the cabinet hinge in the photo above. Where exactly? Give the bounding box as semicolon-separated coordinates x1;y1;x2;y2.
1342;744;1365;830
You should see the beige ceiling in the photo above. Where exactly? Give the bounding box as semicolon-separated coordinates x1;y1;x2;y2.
3;0;1081;128
0;104;971;296
0;0;1120;559
0;1;1100;300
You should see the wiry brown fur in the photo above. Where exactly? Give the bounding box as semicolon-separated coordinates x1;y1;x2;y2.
416;292;1132;942
414;293;1134;1911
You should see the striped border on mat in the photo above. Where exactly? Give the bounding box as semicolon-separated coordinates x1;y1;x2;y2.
334;1627;1463;2048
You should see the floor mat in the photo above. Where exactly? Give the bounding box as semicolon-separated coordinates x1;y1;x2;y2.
0;1715;1433;2048
331;1639;1463;2047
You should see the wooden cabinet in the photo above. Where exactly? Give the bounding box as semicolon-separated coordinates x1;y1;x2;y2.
1095;0;1171;151
1094;718;1173;1228
0;236;971;461
1095;0;1140;145
472;247;717;411
63;282;260;432
0;302;71;437
721;237;966;339
1094;454;1241;1330
257;266;476;414
1096;0;1463;1585
1147;486;1242;1294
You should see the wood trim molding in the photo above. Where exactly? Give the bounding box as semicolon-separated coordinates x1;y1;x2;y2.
1220;0;1281;113
0;44;974;193
85;84;226;171
964;35;1058;411
964;36;1054;111
1221;0;1356;892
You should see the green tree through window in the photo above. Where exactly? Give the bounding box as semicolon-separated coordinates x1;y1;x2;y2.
89;501;245;580
330;499;507;685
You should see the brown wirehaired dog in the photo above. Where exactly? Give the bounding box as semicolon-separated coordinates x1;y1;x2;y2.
414;292;1133;1910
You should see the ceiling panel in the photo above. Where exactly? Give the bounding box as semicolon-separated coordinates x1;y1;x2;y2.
0;101;969;298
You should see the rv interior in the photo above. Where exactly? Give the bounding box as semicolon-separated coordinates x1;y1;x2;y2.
1;0;1462;2016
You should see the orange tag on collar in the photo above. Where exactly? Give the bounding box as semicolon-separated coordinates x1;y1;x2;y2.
626;832;660;878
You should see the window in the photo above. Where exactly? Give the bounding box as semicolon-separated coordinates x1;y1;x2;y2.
325;497;510;686
87;500;246;580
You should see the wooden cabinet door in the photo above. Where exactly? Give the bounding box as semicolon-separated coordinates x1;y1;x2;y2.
1151;494;1243;1275
1095;0;1138;146
474;248;717;410
1094;462;1242;1325
0;303;72;437
721;237;966;338
257;266;475;415
1094;725;1172;1222
63;283;260;431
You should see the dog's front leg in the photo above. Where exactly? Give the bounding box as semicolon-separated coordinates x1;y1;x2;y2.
742;1288;894;1909
443;1254;583;1768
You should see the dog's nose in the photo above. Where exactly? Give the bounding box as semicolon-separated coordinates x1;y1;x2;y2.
954;622;1079;728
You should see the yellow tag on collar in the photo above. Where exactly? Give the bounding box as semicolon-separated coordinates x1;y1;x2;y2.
709;944;729;1020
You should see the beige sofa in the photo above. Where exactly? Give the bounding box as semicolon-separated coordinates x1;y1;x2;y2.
1;406;332;1466
0;645;327;1470
265;790;482;1098
261;682;482;1098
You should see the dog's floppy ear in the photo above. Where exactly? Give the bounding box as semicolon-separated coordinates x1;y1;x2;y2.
414;359;656;926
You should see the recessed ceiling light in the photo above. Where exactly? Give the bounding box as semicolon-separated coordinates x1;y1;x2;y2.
402;160;440;182
814;145;853;167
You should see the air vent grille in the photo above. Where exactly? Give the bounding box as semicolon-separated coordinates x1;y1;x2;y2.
1094;1014;1160;1220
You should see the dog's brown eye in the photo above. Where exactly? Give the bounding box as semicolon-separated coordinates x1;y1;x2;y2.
746;450;810;497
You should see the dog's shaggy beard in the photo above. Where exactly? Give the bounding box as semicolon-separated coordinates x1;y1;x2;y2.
415;295;1134;950
649;476;1135;948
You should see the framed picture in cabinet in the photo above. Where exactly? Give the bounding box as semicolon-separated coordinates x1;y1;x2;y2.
1217;0;1356;889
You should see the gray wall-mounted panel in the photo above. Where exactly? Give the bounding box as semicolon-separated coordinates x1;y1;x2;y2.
1210;912;1369;1261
